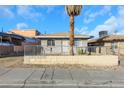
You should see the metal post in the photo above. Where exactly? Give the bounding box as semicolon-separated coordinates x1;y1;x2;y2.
0;36;2;43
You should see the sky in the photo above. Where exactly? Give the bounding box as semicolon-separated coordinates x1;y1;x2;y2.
0;5;124;38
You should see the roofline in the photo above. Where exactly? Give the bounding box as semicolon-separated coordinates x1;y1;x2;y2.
0;32;25;40
88;35;124;44
12;29;38;31
34;35;92;39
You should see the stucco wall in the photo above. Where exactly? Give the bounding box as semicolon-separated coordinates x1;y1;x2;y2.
40;39;88;55
24;55;118;66
118;42;124;55
119;42;124;48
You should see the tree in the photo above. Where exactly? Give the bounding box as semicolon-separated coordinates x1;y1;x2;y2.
65;5;82;55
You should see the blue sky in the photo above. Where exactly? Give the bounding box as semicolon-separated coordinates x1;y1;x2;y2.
0;5;124;37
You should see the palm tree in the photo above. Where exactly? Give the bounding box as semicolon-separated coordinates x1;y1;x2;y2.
65;5;82;55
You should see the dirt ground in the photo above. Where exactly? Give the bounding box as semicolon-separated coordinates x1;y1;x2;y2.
0;56;23;68
0;56;120;70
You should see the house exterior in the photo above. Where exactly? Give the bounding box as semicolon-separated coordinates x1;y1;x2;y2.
35;32;92;55
8;29;40;38
0;32;40;56
0;32;25;45
88;35;124;55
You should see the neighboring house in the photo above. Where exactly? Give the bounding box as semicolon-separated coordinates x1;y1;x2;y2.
0;32;40;56
88;35;124;55
35;32;92;54
0;32;24;56
8;29;41;38
0;32;25;45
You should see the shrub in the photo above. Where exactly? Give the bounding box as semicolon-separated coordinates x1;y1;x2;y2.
77;48;83;55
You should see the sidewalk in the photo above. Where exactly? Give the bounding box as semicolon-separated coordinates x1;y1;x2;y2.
0;67;124;87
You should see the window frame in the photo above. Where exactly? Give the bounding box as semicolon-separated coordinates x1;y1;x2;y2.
47;39;55;46
111;41;118;49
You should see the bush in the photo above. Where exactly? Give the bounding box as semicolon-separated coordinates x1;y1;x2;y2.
77;48;83;55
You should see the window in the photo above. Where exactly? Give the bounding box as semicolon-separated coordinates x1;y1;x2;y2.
47;39;55;46
74;40;79;46
112;41;118;49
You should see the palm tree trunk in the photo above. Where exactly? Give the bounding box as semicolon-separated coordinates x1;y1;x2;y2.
69;15;74;55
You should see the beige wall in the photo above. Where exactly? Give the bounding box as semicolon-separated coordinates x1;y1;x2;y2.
11;29;37;37
24;55;118;66
104;42;124;55
55;40;62;46
118;42;124;55
119;42;124;48
41;40;47;46
62;40;69;46
104;42;111;47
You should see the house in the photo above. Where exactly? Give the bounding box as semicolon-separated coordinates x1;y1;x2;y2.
88;35;124;55
0;32;25;45
8;29;41;38
35;32;92;55
0;32;40;56
0;32;25;56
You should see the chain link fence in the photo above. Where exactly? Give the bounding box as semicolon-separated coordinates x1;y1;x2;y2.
24;45;120;56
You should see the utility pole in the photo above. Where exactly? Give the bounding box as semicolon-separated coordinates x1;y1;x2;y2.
0;36;2;43
0;27;3;43
1;27;3;32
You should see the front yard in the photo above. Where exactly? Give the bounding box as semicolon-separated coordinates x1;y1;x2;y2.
0;56;121;70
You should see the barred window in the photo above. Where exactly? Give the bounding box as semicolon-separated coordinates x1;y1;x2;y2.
47;39;55;46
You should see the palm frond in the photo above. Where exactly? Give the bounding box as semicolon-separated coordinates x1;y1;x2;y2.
65;5;82;16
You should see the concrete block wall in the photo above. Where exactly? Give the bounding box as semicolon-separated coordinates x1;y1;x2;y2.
24;55;118;66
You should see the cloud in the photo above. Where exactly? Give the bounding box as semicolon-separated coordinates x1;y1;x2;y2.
84;16;118;37
45;6;58;14
17;6;42;20
77;6;124;38
117;6;124;31
16;23;28;29
83;6;112;24
75;27;89;35
76;16;119;37
0;6;14;18
35;5;58;14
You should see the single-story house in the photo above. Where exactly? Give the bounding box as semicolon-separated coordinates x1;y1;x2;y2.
88;35;124;55
35;32;92;55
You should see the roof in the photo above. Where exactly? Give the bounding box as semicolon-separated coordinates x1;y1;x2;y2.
101;35;124;41
12;29;38;31
88;39;97;43
35;32;92;39
0;32;25;40
0;32;8;37
88;35;124;44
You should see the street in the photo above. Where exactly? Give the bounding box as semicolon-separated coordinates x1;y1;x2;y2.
0;57;124;87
